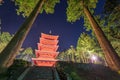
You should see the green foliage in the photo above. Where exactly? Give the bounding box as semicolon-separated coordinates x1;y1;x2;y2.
103;25;120;56
58;46;77;62
15;0;38;17
0;32;13;52
83;16;92;31
76;32;104;63
0;32;34;60
67;45;76;62
94;14;120;57
66;0;98;22
77;11;120;63
14;0;60;17
0;32;33;64
104;0;120;29
70;72;83;80
104;0;120;14
0;32;13;43
43;0;60;14
77;33;96;52
66;0;98;31
78;4;120;61
58;32;105;64
22;47;33;55
66;0;83;22
17;47;34;61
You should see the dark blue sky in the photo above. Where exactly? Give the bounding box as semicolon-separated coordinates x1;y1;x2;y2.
0;0;105;52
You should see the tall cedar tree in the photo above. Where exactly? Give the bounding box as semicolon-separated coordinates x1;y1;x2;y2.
0;0;60;73
66;0;120;71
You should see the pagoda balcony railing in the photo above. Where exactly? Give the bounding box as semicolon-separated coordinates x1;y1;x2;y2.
37;43;59;51
35;50;59;54
35;50;59;58
32;58;58;61
32;58;58;67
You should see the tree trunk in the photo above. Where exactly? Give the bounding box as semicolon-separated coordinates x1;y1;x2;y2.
84;6;120;71
0;0;45;73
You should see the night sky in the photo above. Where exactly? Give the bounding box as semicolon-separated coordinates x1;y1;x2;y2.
0;0;105;52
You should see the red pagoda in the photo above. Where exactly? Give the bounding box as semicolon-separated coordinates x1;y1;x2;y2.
32;33;59;67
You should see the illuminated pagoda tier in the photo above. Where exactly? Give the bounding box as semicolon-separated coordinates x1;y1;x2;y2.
32;33;59;67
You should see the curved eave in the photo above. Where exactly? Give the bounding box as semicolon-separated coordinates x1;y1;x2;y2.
32;58;58;61
41;33;59;40
40;38;58;45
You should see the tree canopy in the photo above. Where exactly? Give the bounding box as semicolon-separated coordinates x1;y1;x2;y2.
66;0;98;22
0;32;13;52
16;47;34;61
15;0;60;17
66;0;98;31
0;32;34;61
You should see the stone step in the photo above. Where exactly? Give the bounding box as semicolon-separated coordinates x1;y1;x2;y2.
22;66;54;80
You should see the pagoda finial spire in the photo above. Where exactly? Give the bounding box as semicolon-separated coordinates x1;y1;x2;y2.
49;30;52;34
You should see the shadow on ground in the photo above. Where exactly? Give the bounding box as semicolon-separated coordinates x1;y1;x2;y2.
57;61;120;80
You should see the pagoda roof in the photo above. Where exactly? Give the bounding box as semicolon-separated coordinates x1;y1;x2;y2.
41;33;59;40
40;38;58;45
37;44;58;52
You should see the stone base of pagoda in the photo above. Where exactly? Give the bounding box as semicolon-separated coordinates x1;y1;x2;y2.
32;58;58;67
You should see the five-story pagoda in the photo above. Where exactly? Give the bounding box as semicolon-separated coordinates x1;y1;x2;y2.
32;33;59;67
